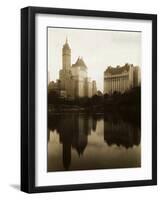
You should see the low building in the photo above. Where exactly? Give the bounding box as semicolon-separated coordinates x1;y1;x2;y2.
92;80;97;96
48;80;62;94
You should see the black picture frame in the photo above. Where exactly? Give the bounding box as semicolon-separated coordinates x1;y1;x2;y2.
21;6;157;193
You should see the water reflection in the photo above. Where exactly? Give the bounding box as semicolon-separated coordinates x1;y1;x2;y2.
48;113;141;171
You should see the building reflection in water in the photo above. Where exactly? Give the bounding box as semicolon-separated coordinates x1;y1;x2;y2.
104;115;140;149
48;113;141;171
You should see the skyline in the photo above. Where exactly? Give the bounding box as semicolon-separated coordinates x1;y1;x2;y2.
48;27;141;91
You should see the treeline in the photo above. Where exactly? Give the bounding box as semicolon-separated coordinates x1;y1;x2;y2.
48;86;141;113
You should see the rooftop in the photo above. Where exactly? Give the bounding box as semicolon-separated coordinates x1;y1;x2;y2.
63;38;71;50
72;57;87;69
104;63;133;75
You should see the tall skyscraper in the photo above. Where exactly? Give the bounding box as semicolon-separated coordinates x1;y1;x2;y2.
62;38;71;70
51;38;98;99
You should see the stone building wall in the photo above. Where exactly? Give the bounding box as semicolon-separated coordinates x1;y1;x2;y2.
104;64;140;94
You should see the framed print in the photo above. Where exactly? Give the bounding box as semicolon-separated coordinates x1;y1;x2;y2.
21;6;157;193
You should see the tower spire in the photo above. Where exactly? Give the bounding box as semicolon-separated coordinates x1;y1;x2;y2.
62;36;71;70
66;36;68;44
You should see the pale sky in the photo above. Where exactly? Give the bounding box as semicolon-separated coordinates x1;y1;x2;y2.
48;27;141;92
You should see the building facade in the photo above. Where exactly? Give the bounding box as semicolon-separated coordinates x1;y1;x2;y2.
104;63;140;94
50;38;97;99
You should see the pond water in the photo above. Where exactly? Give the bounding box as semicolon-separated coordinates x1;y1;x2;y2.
48;113;141;172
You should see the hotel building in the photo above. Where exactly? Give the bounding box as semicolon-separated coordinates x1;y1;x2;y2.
104;63;140;94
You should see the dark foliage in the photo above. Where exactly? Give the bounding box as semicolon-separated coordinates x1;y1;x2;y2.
48;86;141;114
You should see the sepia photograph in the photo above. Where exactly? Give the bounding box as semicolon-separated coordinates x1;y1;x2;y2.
47;27;141;172
21;6;157;193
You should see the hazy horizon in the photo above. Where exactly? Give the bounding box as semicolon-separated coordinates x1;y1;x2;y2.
48;27;141;91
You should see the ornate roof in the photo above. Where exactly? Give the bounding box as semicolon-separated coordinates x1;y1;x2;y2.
63;38;71;50
104;63;132;75
72;57;87;69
